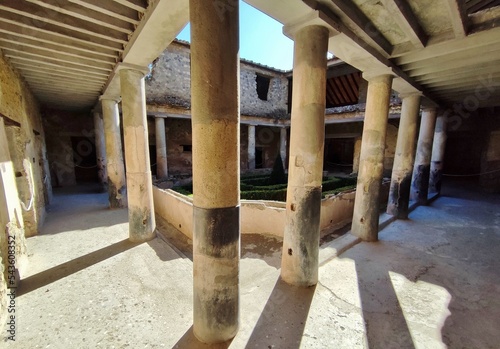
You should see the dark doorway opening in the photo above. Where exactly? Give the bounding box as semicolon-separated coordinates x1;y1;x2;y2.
256;74;270;101
71;136;97;183
256;147;264;169
324;138;354;173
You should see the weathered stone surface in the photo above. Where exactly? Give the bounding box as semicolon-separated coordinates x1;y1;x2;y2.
146;40;288;118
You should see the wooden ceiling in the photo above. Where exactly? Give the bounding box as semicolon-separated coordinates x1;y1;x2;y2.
0;0;148;110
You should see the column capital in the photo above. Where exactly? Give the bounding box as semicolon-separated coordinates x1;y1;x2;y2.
116;62;150;76
283;10;339;40
362;69;396;82
398;91;423;99
99;95;121;103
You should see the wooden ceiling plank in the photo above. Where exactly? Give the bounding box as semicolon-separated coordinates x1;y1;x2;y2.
395;26;500;64
0;13;125;51
0;37;116;65
7;56;110;77
332;77;350;104
339;75;357;102
329;0;393;55
327;79;342;105
112;0;148;13
406;49;500;77
3;48;113;72
25;0;135;34
14;63;108;81
0;20;120;57
23;75;104;88
384;0;428;48
0;5;127;45
69;0;140;24
402;41;500;71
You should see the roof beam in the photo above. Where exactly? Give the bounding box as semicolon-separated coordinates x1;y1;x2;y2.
15;63;108;81
69;0;139;24
2;48;113;72
7;56;109;77
23;75;104;89
112;0;148;13
0;37;116;65
0;19;121;57
383;0;428;48
0;13;125;51
445;0;469;38
25;0;135;34
0;1;128;44
328;0;393;55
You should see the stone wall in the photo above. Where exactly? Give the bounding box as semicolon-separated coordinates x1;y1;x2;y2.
0;51;49;332
146;41;289;118
0;52;50;237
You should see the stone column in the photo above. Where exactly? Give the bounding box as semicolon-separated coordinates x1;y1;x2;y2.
281;25;329;287
93;109;107;192
120;67;156;243
280;127;287;166
387;93;421;219
351;74;394;242
429;113;447;194
411;107;437;204
190;0;240;343
155;117;168;180
248;124;256;170
100;96;127;208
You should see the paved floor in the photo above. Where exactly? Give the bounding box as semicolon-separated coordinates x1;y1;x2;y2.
3;181;499;348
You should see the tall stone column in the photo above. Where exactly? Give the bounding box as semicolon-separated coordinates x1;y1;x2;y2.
281;25;329;287
155;117;168;180
248;124;256;170
120;66;156;243
429;113;447;194
100;96;127;208
190;0;240;343
387;93;421;219
280;127;287;166
351;74;394;242
411;107;437;204
93;109;107;192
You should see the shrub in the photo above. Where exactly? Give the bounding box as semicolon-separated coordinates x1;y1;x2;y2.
269;154;287;185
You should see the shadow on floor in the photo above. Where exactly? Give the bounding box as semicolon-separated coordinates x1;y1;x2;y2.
172;326;233;349
18;239;141;296
245;278;315;349
351;249;416;349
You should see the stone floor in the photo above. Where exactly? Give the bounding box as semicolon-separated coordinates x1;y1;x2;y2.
3;180;499;348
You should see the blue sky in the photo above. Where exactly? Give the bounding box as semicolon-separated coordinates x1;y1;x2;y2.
176;0;294;70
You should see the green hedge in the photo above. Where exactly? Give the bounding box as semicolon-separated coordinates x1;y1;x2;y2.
172;175;357;201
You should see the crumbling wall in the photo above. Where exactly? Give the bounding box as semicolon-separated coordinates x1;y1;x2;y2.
146;41;289;118
0;51;48;332
0;52;49;237
481;129;500;192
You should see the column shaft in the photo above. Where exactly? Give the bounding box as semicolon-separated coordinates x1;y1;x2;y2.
351;74;394;242
411;108;437;204
155;117;168;180
120;68;155;242
101;98;127;208
280;127;287;166
93;110;107;191
281;25;329;287
387;93;421;219
190;0;240;343
248;125;256;170
429;113;447;194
